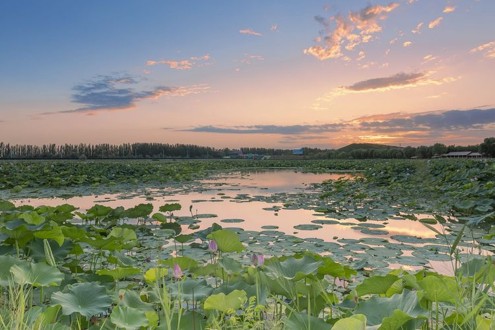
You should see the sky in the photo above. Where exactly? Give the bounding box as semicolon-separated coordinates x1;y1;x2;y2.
1;0;494;149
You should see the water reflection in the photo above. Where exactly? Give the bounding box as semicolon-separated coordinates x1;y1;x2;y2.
10;169;472;274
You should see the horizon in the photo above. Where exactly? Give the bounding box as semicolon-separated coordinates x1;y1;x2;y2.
1;1;494;149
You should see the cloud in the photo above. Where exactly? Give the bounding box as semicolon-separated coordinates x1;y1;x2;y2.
357;108;495;132
238;54;264;65
312;72;457;110
239;28;262;36
146;54;210;70
304;2;399;60
47;74;208;114
470;41;495;59
270;24;278;31
428;17;443;29
412;22;424;34
403;41;412;47
443;6;456;13
182;123;346;135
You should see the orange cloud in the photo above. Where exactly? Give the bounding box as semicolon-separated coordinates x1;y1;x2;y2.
443;6;456;13
239;28;262;36
428;17;443;29
470;41;495;59
304;3;399;60
403;41;412;47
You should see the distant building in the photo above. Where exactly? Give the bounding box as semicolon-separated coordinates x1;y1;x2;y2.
292;148;304;155
441;151;482;158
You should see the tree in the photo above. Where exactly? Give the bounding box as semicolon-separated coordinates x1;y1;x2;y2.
480;137;495;157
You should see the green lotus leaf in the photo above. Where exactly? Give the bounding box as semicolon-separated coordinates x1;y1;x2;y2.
0;256;28;286
355;290;426;327
52;282;112;318
0;199;15;211
144;267;168;284
109;227;137;242
124;203;153;218
284;311;330;330
19;211;46;225
293;224;322;231
151;212;167;222
207;229;244;253
110;305;149;330
265;255;321;280
204;289;247;313
117;289;154;311
219;256;243;275
159;203;182;212
160;222;182;235
171;311;206;330
28;238;72;263
418;275;459;303
317;255;356;279
96;267;141;281
175;234;193;244
11;262;64;287
169;278;213;301
355;274;399;297
86;204;113;218
33;225;65;246
220;218;245;223
332;314;366;330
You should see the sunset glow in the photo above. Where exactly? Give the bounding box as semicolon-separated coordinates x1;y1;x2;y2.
1;1;494;148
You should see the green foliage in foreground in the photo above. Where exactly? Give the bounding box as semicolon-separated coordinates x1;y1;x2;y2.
0;201;495;329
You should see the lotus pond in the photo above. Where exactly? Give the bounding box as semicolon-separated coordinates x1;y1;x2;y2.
0;159;494;329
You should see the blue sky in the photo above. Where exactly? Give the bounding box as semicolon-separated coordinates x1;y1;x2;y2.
1;0;494;148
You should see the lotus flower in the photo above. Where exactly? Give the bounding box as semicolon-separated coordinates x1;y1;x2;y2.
208;240;218;252
251;254;265;267
173;264;183;279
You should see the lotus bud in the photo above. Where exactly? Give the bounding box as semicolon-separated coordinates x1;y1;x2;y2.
208;240;218;252
251;253;265;267
173;264;183;279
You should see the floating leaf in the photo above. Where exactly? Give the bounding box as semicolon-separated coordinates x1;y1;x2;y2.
96;267;141;281
159;203;182;212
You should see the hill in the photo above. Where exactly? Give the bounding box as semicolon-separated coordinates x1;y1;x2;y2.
338;143;402;152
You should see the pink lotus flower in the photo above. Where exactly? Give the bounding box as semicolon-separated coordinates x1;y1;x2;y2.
208;240;218;252
173;264;183;279
251;254;265;267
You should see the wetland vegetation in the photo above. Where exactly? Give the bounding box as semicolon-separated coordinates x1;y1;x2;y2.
0;158;494;329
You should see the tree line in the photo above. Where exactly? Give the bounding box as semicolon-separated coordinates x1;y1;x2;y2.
0;138;493;160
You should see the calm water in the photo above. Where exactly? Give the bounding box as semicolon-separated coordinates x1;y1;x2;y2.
10;169;482;274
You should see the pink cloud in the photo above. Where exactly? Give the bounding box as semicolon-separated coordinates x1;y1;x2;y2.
428;17;443;29
239;28;262;36
304;3;399;60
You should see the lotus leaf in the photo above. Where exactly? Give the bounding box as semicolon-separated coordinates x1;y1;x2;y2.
144;267;168;283
96;267;141;280
207;229;244;253
110;306;149;330
204;289;247;313
51;282;112;318
10;261;64;287
265;255;321;280
355;290;426;327
284;312;330;330
169;278;213;301
332;314;366;330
